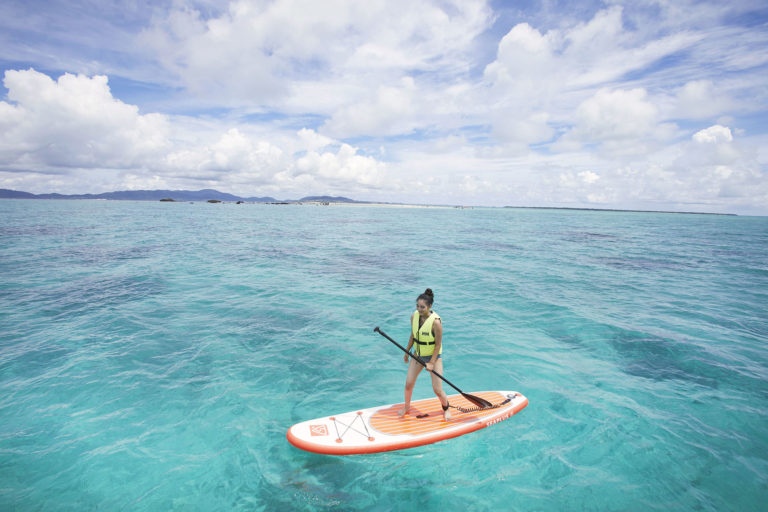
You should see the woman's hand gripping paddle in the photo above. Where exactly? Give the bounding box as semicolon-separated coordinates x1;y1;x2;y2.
374;327;493;409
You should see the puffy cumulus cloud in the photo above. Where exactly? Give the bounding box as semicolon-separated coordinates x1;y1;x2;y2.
296;128;334;153
161;128;287;186
292;143;386;189
685;124;743;169
0;68;170;170
209;129;284;175
483;7;701;149
159;127;391;195
692;124;733;145
484;22;559;96
140;0;493;113
0;68;390;196
482;22;560;148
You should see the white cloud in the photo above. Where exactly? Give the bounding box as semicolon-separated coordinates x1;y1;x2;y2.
161;128;287;187
134;0;497;143
674;80;734;120
553;88;673;157
692;124;733;145
574;124;765;210
0;68;389;196
482;6;703;151
0;69;169;170
321;77;418;138
579;171;600;184
483;6;702;99
684;124;744;171
293;143;386;188
296;128;334;152
138;3;283;102
139;0;493;113
482;22;560;122
573;89;659;141
486;22;558;87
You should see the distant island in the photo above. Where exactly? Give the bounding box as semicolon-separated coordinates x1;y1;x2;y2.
0;188;361;204
0;188;737;215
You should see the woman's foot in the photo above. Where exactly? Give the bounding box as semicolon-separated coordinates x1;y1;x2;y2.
442;402;451;421
397;406;409;417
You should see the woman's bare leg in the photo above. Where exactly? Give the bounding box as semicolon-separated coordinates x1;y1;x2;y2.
430;359;451;420
398;358;423;417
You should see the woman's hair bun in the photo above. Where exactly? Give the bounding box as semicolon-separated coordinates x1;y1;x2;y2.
417;288;435;306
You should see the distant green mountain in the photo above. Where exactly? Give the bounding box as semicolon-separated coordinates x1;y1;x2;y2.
0;188;373;204
0;188;372;203
0;189;37;199
298;195;358;203
0;188;280;202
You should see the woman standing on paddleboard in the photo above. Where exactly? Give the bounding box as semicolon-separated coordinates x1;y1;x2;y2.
398;288;451;420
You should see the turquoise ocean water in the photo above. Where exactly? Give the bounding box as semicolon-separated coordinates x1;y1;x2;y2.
1;199;766;511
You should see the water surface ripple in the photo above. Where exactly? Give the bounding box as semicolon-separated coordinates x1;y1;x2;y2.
1;200;766;510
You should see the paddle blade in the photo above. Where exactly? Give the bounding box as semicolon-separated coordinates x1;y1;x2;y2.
462;393;493;409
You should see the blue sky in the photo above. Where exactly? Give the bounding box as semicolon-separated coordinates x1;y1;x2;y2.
1;0;767;213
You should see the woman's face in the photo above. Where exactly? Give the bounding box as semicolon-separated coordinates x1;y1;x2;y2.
416;299;431;316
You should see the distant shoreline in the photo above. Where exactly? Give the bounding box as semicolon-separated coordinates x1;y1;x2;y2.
0;188;738;216
503;205;737;216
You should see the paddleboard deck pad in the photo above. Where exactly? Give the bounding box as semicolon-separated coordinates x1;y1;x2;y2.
286;390;527;455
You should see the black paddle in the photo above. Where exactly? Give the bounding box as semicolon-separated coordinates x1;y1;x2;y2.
374;326;493;409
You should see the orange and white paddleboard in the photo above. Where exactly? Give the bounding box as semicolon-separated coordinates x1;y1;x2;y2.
286;390;528;455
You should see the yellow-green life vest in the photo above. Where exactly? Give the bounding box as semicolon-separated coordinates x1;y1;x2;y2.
412;311;442;357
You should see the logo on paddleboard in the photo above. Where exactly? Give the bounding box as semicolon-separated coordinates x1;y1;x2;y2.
310;424;329;436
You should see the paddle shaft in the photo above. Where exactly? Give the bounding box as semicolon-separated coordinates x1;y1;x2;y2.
373;326;492;408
